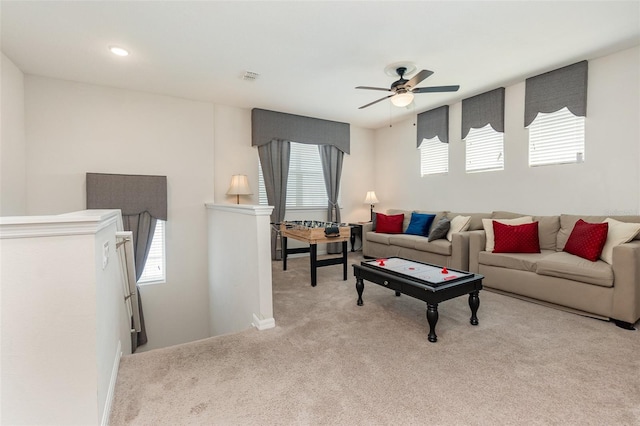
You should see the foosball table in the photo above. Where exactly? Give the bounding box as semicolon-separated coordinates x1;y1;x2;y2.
280;221;351;287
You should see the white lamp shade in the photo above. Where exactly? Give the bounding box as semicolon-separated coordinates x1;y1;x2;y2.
390;92;414;107
226;175;252;195
364;191;379;204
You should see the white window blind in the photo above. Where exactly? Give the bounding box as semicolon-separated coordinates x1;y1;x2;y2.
465;124;504;173
138;219;165;284
259;142;328;208
529;107;585;166
420;137;448;176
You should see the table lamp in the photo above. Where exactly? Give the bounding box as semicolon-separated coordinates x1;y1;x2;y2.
227;174;252;204
364;191;379;221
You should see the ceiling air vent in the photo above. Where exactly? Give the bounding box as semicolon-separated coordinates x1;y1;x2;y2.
242;71;260;81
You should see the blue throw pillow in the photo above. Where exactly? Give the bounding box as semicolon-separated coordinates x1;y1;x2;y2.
405;212;436;236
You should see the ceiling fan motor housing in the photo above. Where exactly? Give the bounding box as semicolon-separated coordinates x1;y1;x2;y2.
391;67;409;90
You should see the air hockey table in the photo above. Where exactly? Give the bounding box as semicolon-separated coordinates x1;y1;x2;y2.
353;257;484;342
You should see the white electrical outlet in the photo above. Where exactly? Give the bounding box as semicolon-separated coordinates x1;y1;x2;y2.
102;241;109;269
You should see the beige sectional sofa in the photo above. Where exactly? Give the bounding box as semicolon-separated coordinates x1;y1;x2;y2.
469;211;640;327
363;208;640;327
362;209;491;271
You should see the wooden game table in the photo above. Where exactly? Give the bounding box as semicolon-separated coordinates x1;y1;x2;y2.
280;221;351;287
353;257;484;342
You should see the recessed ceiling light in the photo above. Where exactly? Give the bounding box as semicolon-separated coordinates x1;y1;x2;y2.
109;46;129;57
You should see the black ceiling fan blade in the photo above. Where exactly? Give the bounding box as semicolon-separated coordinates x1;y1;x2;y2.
405;69;434;88
355;86;393;92
412;85;460;93
358;94;395;109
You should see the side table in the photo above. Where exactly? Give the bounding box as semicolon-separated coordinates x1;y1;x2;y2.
349;222;367;252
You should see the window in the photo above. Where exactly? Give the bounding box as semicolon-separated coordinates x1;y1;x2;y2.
138;220;165;284
529;107;585;166
465;124;504;173
259;142;328;208
420;137;448;176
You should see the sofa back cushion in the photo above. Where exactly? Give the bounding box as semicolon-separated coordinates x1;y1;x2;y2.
558;214;640;250
388;209;446;234
557;215;607;251
492;211;560;251
387;209;412;232
448;212;491;231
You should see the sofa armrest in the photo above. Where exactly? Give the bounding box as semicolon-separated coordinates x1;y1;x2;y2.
450;232;471;271
611;240;640;324
362;222;374;254
468;230;486;274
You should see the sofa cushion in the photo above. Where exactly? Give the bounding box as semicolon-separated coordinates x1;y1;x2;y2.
388;234;425;250
536;251;614;287
447;215;471;241
366;231;391;245
492;212;560;251
482;216;533;252
493;221;540;253
428;217;450;241
376;213;404;234
600;218;640;264
563;219;608;262
479;250;553;273
414;238;452;256
405;212;436;236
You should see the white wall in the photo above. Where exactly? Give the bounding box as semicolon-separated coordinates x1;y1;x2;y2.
373;46;640;216
207;204;274;336
0;210;127;425
213;105;257;205
24;76;214;350
0;53;27;215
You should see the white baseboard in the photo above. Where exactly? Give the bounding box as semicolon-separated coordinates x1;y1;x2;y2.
252;313;276;330
101;340;122;426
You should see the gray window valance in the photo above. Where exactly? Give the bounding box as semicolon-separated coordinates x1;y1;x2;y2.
524;60;588;127
461;88;505;139
417;106;449;147
86;173;167;220
251;108;350;154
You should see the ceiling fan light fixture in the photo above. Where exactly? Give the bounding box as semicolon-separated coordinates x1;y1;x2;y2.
391;92;414;107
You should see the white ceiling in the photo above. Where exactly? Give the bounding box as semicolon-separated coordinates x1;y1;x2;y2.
2;1;639;130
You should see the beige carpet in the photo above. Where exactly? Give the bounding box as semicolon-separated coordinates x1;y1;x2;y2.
110;253;640;425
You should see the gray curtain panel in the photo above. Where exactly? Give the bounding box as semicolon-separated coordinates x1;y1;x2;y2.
258;139;291;260
252;108;351;154
319;144;344;254
461;88;505;139
524;60;588;127
122;211;156;350
86;172;167;352
417;105;449;147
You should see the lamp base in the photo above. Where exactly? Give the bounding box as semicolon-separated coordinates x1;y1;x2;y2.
370;205;375;222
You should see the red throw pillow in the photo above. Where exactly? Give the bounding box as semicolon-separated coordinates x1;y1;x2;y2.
493;221;541;253
375;213;404;234
563;219;609;261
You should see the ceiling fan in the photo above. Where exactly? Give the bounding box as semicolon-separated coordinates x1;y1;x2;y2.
356;67;460;109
